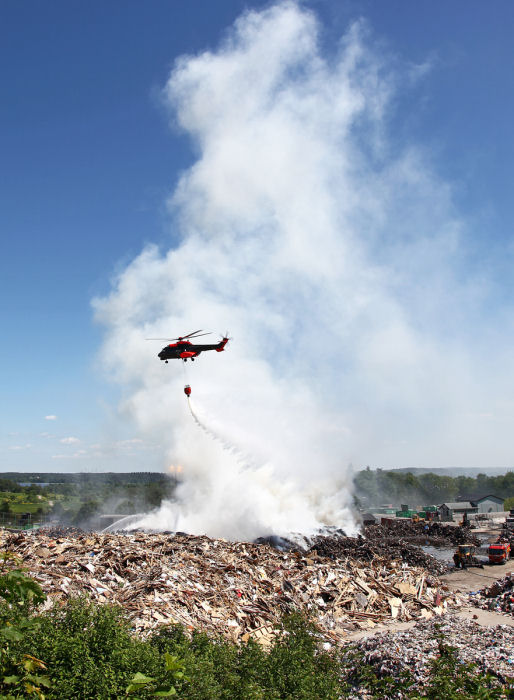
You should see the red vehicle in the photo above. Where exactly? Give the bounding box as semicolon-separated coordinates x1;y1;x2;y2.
488;543;510;564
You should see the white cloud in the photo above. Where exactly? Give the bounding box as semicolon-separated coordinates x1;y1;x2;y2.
83;439;148;457
117;438;144;446
59;436;80;445
94;2;514;539
9;444;31;451
45;415;57;421
52;450;87;460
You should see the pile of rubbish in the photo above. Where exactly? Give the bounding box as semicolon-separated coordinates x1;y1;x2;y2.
469;574;514;617
1;529;465;643
343;615;514;693
496;531;514;548
308;533;449;575
364;520;480;547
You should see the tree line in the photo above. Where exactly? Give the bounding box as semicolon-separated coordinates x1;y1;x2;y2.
354;467;514;509
0;473;178;527
0;472;170;485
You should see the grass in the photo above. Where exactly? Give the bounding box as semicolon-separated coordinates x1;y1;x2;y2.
8;503;43;515
0;491;80;517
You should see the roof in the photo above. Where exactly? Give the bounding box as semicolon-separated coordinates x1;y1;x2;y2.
467;494;504;504
457;493;505;503
439;502;475;510
361;513;376;522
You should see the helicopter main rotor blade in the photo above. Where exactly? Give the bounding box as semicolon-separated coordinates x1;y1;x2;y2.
146;330;212;341
174;331;211;340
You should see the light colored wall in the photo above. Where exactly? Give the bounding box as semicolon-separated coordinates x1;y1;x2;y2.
438;506;452;522
477;499;503;514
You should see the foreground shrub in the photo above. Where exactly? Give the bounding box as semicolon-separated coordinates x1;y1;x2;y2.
0;554;50;698
2;589;510;699
22;598;161;698
18;603;342;699
149;613;342;699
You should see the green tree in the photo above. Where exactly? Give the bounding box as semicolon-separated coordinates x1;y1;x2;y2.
504;496;514;512
73;500;100;526
0;500;12;515
143;482;167;508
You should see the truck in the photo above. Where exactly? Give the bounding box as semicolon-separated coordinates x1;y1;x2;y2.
488;543;510;564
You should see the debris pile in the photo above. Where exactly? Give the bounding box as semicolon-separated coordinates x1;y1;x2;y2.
1;529;464;643
309;532;449;574
469;574;514;617
365;520;480;547
343;615;514;692
495;532;514;548
38;526;86;538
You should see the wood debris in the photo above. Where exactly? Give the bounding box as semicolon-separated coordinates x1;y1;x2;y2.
0;529;464;643
308;524;478;573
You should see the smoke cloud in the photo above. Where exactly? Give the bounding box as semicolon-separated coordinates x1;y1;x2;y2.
94;2;514;539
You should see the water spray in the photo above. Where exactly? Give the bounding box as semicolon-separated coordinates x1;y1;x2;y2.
184;391;257;472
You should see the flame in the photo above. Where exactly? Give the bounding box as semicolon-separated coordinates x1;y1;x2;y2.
167;464;183;475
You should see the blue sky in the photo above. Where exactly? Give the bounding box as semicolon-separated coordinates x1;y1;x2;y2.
2;0;514;473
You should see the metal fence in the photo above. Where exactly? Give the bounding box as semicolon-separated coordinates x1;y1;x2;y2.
0;511;52;530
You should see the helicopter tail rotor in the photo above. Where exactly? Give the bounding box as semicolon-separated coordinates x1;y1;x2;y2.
215;332;231;352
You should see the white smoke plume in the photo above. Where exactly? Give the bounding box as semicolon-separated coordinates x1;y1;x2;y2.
94;2;514;539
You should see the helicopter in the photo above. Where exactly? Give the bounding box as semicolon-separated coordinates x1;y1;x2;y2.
147;330;229;363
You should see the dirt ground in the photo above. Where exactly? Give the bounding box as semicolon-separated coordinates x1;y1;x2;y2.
439;560;514;628
440;559;514;594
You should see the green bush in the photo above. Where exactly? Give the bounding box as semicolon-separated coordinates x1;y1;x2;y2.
262;614;341;699
149;613;342;700
0;580;510;699
16;602;343;699
340;648;414;699
0;554;50;698
22;599;161;699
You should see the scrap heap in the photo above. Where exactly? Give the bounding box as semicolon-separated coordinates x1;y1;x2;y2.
469;574;514;617
344;615;514;691
1;529;464;644
364;520;481;547
308;533;448;574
